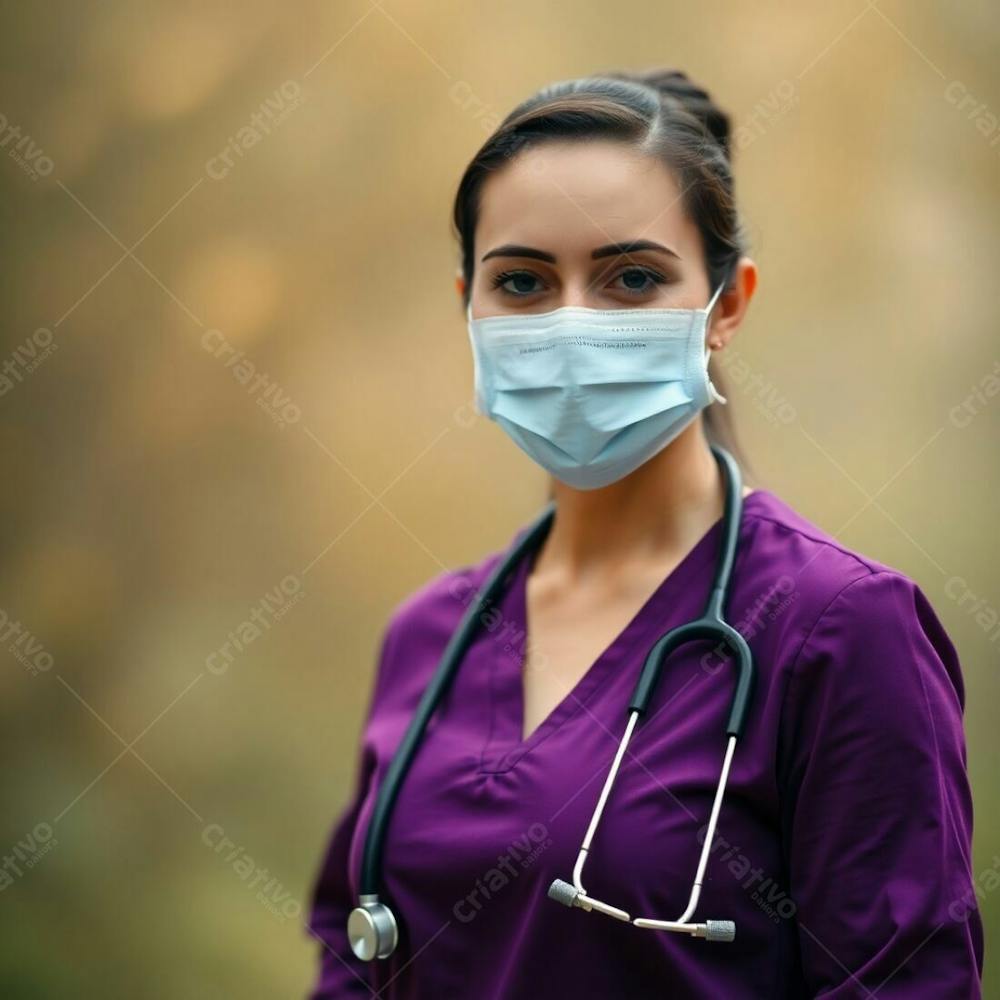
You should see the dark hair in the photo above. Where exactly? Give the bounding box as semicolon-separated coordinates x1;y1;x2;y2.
451;66;751;471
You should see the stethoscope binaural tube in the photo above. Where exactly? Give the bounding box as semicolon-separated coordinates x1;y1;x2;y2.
547;444;756;943
628;445;754;735
347;445;753;962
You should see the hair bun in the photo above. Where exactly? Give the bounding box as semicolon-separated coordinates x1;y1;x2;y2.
604;67;732;159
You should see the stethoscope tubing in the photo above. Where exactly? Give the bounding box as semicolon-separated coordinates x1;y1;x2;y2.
351;444;756;958
358;498;556;896
627;446;754;737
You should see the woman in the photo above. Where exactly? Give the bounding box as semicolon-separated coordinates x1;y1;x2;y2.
306;68;983;998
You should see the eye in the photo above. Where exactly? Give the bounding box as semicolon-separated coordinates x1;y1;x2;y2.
609;266;667;297
490;269;544;297
488;265;668;299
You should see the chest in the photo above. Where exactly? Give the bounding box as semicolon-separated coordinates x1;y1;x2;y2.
369;619;783;970
358;541;793;983
520;561;685;742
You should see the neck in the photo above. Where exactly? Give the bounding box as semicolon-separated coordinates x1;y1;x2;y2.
540;423;725;579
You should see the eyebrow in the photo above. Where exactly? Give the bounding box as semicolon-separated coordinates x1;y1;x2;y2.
480;239;681;264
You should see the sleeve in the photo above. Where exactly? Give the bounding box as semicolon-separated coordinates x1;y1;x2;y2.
777;571;984;998
304;616;400;999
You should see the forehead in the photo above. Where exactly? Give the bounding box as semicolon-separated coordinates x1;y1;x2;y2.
475;139;699;260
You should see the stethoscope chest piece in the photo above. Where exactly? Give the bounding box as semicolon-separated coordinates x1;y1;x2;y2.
348;895;398;960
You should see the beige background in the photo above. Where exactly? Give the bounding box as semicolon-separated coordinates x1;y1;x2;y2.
0;1;997;995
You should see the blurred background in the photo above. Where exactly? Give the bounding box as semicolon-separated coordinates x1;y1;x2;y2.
1;1;997;995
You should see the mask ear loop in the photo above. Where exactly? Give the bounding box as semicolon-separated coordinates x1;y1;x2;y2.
702;283;728;405
465;298;488;413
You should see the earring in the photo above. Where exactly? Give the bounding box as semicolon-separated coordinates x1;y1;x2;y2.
710;339;723;350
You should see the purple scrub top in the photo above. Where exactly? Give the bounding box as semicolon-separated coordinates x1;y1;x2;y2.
306;488;984;998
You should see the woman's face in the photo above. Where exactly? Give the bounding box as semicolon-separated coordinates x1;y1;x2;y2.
466;139;717;320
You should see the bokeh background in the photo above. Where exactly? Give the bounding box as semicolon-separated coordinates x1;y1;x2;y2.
1;1;997;996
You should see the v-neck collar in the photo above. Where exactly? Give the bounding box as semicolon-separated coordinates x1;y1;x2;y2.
477;492;763;774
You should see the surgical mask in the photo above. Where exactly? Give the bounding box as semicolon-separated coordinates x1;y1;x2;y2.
466;283;726;490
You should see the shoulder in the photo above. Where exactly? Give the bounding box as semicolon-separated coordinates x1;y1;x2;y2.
738;487;936;627
740;487;895;586
383;548;506;643
370;539;514;700
741;489;964;708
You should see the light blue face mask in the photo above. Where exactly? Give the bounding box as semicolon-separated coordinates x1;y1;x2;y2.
466;284;726;490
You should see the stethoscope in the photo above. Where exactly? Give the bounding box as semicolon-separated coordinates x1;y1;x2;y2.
347;444;756;961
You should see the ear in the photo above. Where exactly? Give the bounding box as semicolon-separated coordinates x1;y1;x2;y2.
455;268;466;303
707;257;757;351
